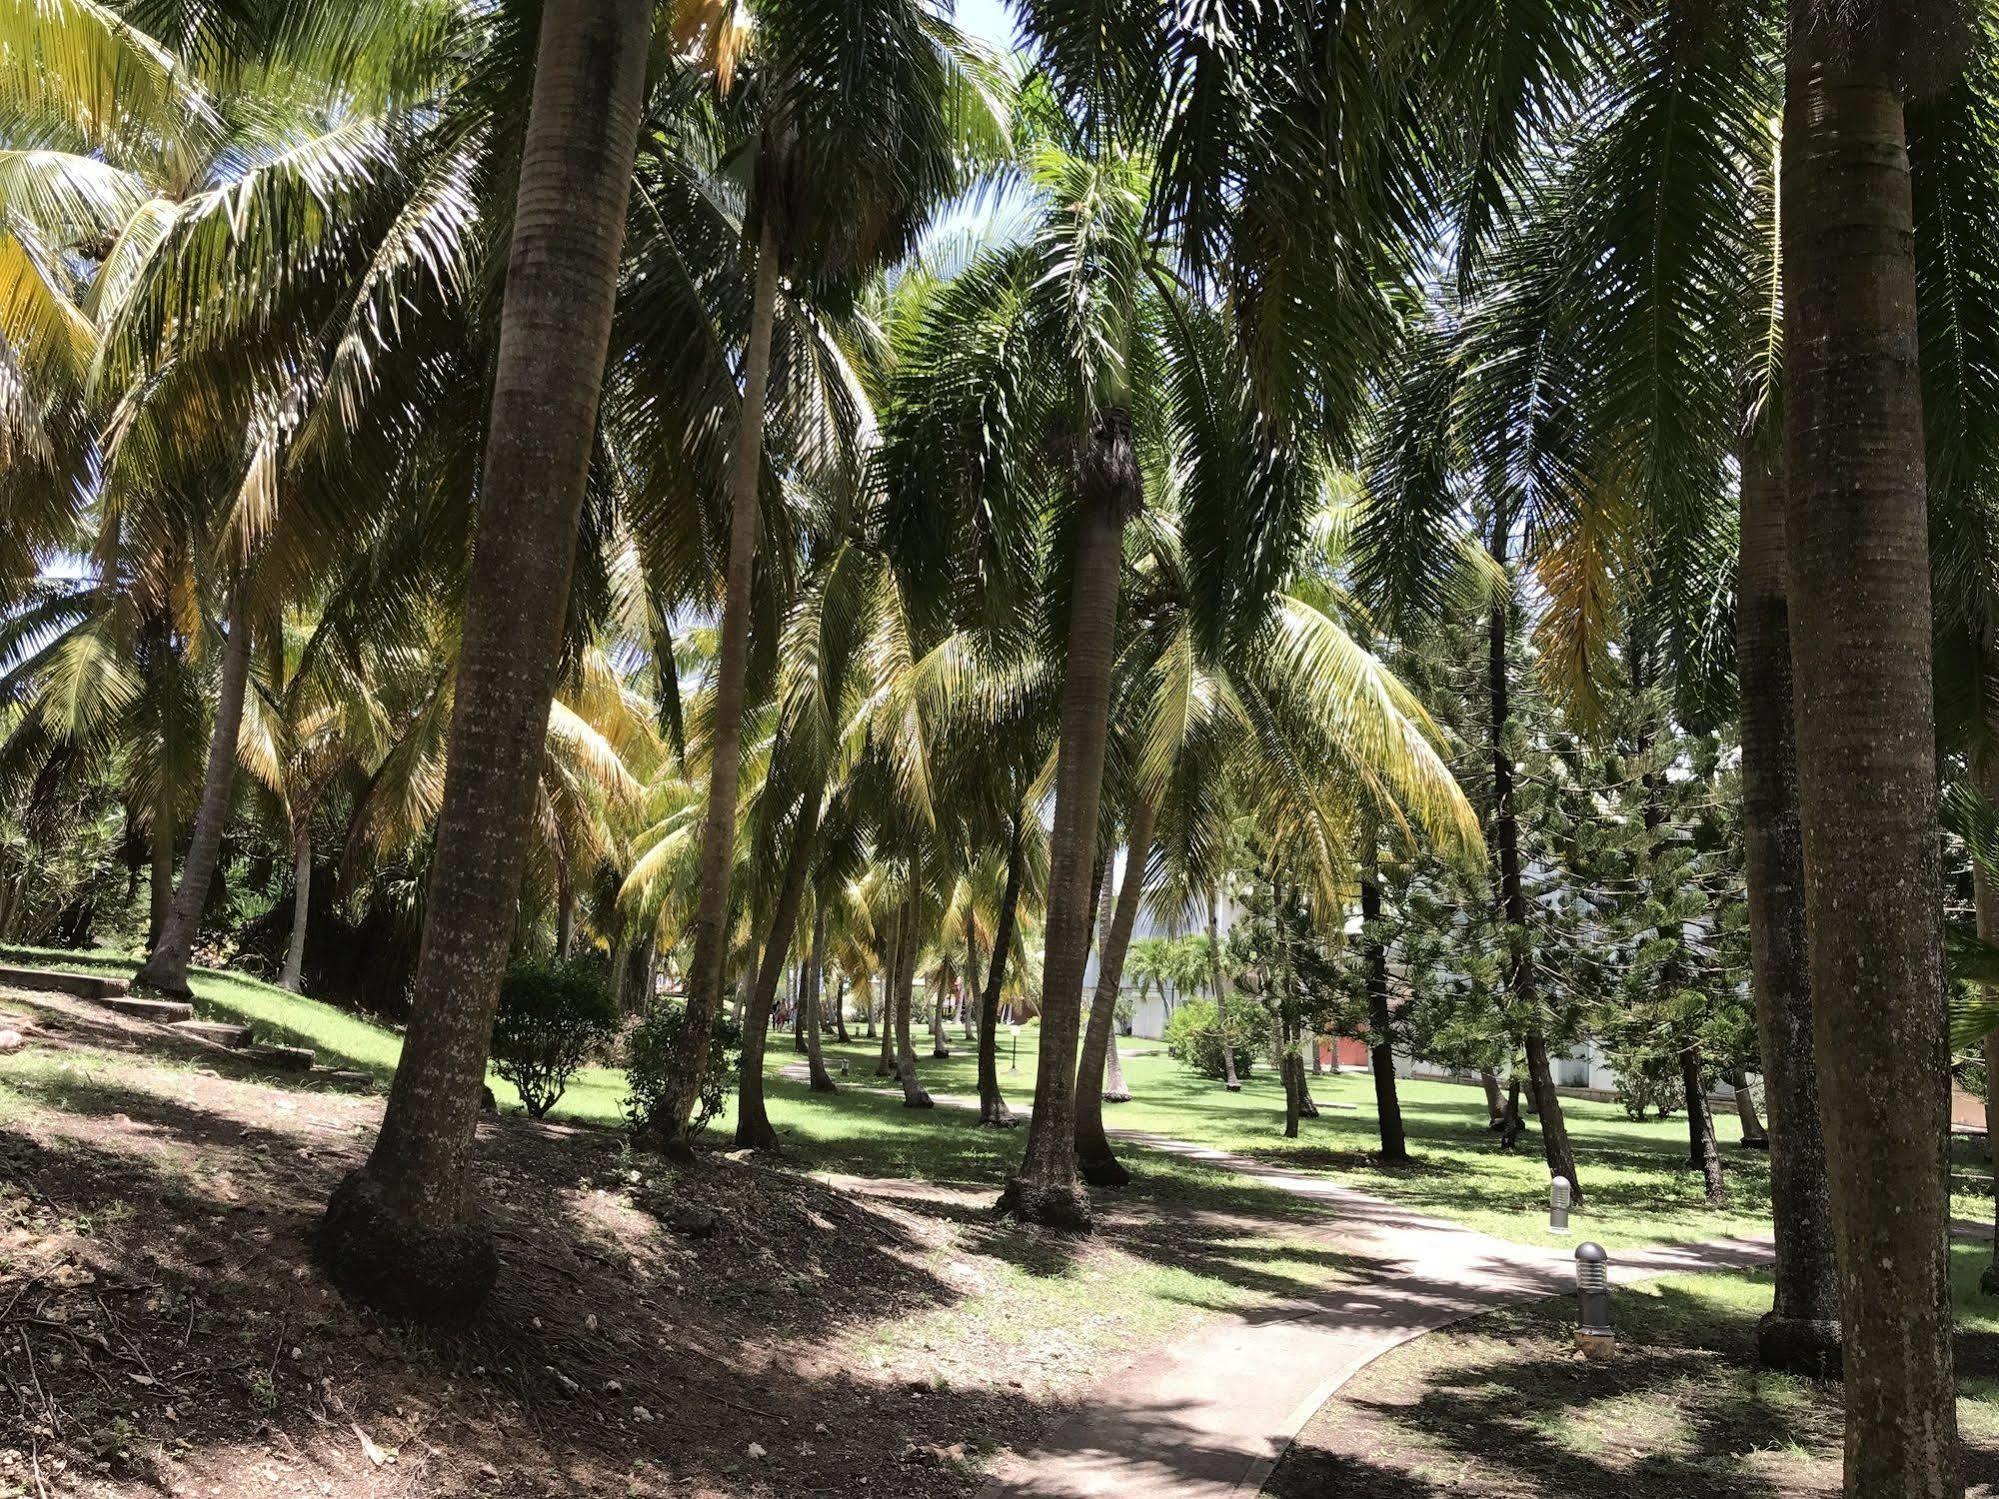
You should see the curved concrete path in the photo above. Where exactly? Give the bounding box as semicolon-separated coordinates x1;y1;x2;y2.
775;1062;1777;1496
972;1135;1774;1499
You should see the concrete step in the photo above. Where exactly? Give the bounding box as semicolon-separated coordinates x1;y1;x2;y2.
311;1068;374;1091
96;994;195;1024
0;964;131;1002
171;1019;254;1048
242;1042;314;1073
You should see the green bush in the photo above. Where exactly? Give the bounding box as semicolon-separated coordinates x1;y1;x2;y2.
623;1000;743;1138
1163;997;1259;1081
491;957;618;1118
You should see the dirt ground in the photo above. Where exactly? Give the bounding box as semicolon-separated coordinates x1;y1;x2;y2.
0;987;1193;1498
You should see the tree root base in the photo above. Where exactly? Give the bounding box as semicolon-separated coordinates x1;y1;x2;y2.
1102;1090;1131;1103
317;1169;498;1328
997;1176;1094;1231
1755;1313;1842;1379
901;1092;935;1109
1078;1154;1129;1187
1980;1265;1999;1298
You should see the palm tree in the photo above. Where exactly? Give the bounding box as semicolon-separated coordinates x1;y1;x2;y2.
318;0;653;1326
1780;5;1969;1485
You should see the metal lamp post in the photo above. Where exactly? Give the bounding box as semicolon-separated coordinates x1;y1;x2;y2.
1574;1242;1614;1359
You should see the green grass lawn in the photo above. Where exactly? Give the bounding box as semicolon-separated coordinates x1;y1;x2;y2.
6;946;1989;1260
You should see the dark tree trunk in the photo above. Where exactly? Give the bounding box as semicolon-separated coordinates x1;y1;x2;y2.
1208;894;1240;1091
317;0;650;1328
1282;1050;1302;1138
1075;798;1156;1186
149;781;174;948
555;853;574;959
874;932;896;1076
833;976;849;1043
1001;418;1136;1230
1738;438;1841;1372
930;986;950;1058
1361;840;1407;1162
281;819;311;992
978;814;1025;1127
804;906;836;1094
1487;563;1582;1202
650;215;782;1157
736;780;823;1148
891;893;932;1108
138;590;253;995
1681;1046;1728;1208
963;916;981;1044
1783;18;1960;1487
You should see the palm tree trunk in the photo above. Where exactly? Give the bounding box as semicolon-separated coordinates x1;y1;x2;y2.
891;892;931;1108
1361;836;1407;1162
1075;798;1156;1185
964;915;980;1043
804;906;836;1094
1738;436;1841;1371
875;918;897;1076
978;813;1025;1127
735;779;823;1148
316;0;650;1327
650;214;782;1158
1001;424;1135;1230
1488;568;1583;1203
1680;1045;1727;1208
833;976;849;1043
930;984;949;1058
138;589;253;996
554;850;574;959
1208;894;1240;1092
1783;22;1960;1487
281;819;311;993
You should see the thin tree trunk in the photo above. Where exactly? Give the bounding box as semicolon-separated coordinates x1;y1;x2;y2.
1208;894;1239;1091
282;819;311;993
1730;1068;1769;1148
1361;837;1407;1162
1075;798;1156;1186
1681;1045;1727;1207
148;783;174;948
1783;21;1960;1487
1480;1069;1503;1128
978;814;1025;1127
1739;437;1841;1370
964;915;980;1043
317;0;650;1327
137;591;253;995
891;892;931;1108
1487;560;1582;1202
1282;1050;1302;1138
1001;422;1135;1230
875;940;896;1076
1103;1030;1127;1101
650;215;782;1158
804;905;836;1094
833;976;849;1043
930;985;950;1058
735;780;823;1148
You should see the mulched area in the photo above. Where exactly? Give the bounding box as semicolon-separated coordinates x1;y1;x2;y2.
0;989;1110;1497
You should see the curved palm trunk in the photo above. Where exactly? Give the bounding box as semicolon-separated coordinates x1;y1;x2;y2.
1075;797;1157;1186
803;906;836;1094
1361;840;1407;1162
281;820;311;993
1208;895;1240;1091
1783;26;1958;1488
891;894;931;1108
1738;438;1841;1370
1000;425;1134;1230
316;0;650;1328
978;814;1026;1127
1680;1045;1727;1207
736;781;823;1148
138;590;253;996
1488;572;1582;1202
650;216;782;1158
833;976;849;1043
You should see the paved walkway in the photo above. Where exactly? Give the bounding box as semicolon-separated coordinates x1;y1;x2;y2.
972;1134;1774;1499
777;1062;1779;1497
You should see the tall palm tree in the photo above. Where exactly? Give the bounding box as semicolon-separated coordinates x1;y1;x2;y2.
318;0;652;1326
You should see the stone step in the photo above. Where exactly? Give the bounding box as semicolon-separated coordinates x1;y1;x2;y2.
97;994;195;1024
0;964;131;1002
170;1019;254;1048
311;1068;374;1092
242;1042;314;1073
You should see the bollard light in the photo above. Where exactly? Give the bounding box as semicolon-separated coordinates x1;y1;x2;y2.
1549;1175;1572;1234
1009;1023;1021;1073
1574;1241;1614;1359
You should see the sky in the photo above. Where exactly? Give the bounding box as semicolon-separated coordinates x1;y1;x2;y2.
954;0;1021;51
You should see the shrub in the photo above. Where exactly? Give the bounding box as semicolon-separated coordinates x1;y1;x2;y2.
491;957;618;1118
1164;997;1259;1081
623;999;743;1138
